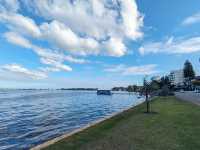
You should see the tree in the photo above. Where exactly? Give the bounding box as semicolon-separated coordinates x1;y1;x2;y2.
183;60;195;80
149;78;160;91
164;76;170;85
157;76;173;96
133;85;138;92
127;85;133;92
127;85;139;92
160;76;171;88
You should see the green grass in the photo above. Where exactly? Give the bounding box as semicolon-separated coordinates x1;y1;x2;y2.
43;96;200;150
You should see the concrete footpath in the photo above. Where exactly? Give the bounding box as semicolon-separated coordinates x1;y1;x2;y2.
175;91;200;106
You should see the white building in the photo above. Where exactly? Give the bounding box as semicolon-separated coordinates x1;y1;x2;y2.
169;70;184;86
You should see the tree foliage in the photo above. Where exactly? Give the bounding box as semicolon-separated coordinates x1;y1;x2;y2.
150;80;160;91
183;60;195;80
160;76;171;88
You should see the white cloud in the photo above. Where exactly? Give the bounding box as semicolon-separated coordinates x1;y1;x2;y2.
40;57;72;72
0;0;143;57
0;0;19;12
119;0;143;39
64;55;89;64
139;36;200;55
30;0;143;40
182;12;200;26
4;32;32;48
2;64;47;79
3;32;77;72
39;20;126;57
0;12;41;38
0;0;145;82
40;20;100;56
34;46;87;65
105;64;158;76
123;64;158;75
39;67;60;73
102;37;127;57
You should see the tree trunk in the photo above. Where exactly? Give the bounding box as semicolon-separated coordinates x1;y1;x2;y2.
146;89;150;113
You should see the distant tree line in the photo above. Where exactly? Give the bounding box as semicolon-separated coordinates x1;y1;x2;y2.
141;76;174;97
60;88;98;91
112;75;173;95
112;85;143;92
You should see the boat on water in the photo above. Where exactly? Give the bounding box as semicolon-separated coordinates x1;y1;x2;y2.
97;90;112;95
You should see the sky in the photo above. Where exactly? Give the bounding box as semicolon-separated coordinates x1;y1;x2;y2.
0;0;200;89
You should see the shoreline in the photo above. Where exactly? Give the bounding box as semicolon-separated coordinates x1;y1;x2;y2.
30;99;145;150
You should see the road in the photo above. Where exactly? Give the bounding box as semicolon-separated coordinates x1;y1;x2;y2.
175;91;200;106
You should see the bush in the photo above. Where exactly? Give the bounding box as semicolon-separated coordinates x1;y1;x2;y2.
159;85;174;96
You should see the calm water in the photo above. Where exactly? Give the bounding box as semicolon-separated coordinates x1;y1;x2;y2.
0;90;144;150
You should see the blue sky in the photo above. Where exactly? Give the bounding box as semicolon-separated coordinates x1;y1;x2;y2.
0;0;200;89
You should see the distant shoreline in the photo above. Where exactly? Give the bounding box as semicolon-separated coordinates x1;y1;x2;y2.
60;88;98;91
0;88;98;91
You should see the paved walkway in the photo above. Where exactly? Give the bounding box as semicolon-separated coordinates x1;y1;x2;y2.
175;91;200;106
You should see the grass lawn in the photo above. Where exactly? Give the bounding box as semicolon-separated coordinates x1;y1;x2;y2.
43;96;200;150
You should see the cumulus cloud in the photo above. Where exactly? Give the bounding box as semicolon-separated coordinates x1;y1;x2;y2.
105;64;158;75
120;0;143;39
139;36;200;55
182;12;200;26
0;0;143;57
102;37;127;57
3;31;79;72
39;20;100;56
0;12;41;38
2;64;47;79
38;20;127;57
30;0;143;40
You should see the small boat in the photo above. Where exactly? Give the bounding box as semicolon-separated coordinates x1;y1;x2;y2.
97;90;112;95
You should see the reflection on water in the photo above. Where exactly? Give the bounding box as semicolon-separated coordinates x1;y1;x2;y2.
0;90;144;150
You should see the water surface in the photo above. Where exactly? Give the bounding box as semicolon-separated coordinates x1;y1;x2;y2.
0;90;144;150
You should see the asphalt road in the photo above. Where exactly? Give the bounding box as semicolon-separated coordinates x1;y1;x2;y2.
175;91;200;106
